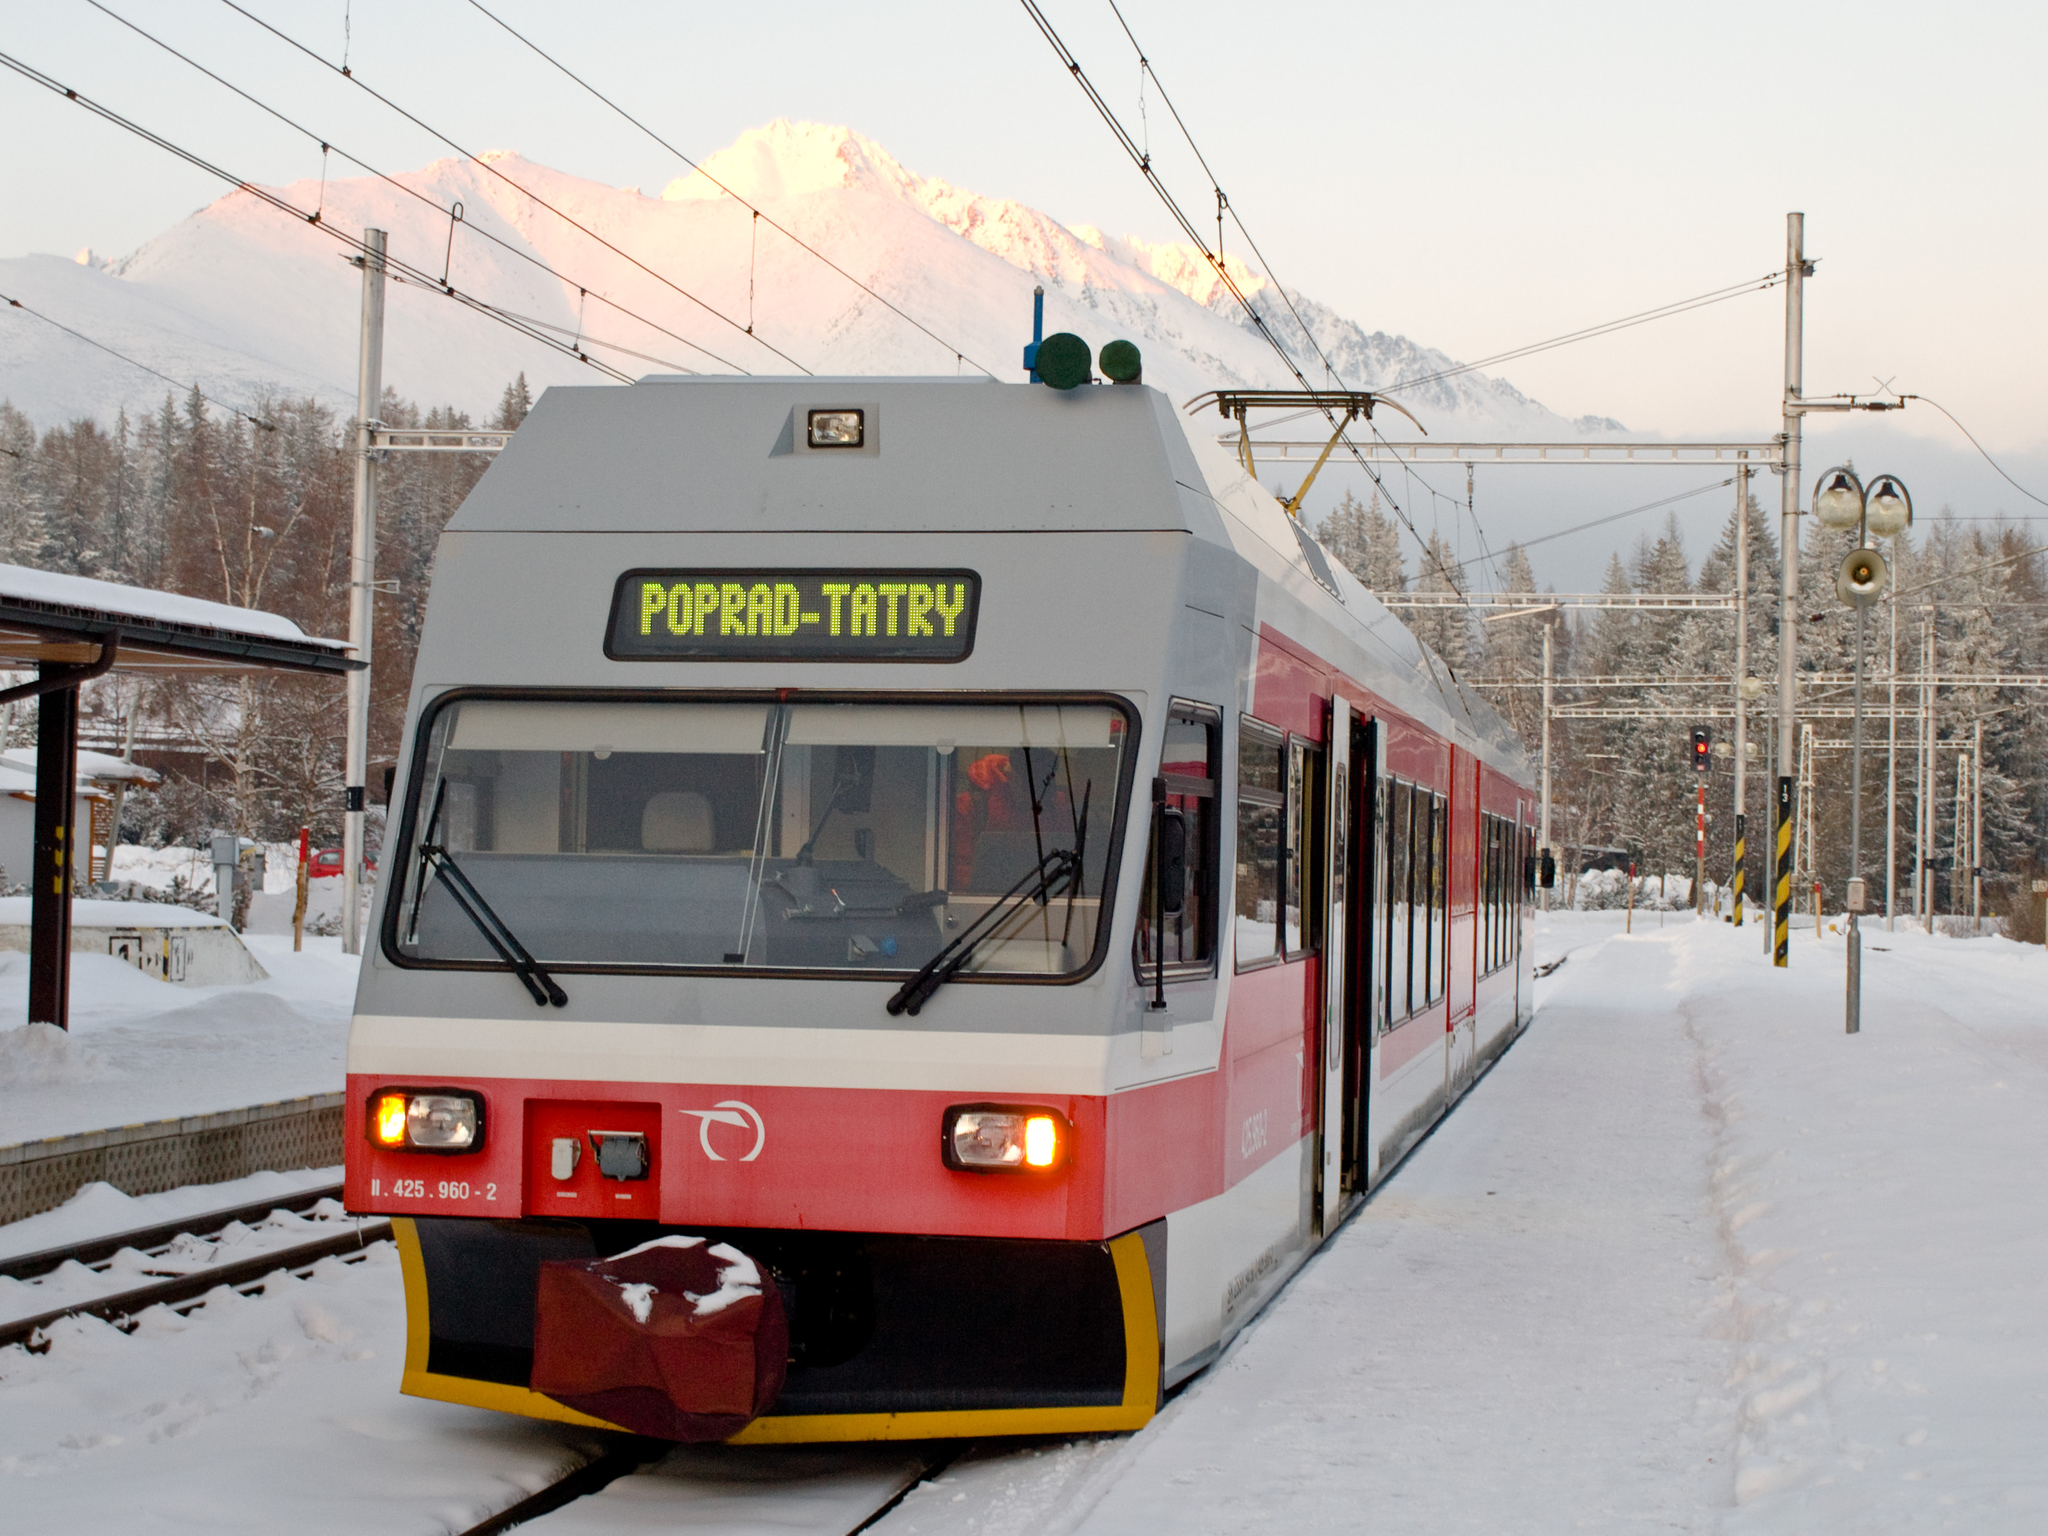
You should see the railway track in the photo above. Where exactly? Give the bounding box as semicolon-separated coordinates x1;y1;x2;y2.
0;1181;390;1351
453;1440;955;1536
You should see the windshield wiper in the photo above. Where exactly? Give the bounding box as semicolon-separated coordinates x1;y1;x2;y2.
886;847;1080;1018
420;844;568;1008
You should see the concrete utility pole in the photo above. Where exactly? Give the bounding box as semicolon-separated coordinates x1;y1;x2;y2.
1733;460;1749;925
1972;718;1984;926
1774;213;1806;969
343;228;387;957
1540;620;1553;912
1885;594;1898;930
1920;609;1934;931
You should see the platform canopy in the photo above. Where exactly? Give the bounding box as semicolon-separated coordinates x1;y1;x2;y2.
0;562;358;1031
0;563;355;676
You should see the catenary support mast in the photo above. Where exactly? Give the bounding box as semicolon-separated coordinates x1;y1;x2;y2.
1775;213;1804;969
1733;460;1749;925
344;228;387;956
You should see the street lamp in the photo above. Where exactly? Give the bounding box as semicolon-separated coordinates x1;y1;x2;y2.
1816;463;1912;1035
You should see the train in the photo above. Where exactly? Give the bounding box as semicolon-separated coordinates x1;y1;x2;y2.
344;356;1536;1443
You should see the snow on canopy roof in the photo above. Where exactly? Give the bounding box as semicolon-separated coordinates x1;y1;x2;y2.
0;747;159;785
0;564;348;652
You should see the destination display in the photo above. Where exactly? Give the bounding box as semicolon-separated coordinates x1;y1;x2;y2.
606;569;981;662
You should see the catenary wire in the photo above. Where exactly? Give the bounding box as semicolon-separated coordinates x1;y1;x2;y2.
85;0;742;375
461;0;1000;378
1380;273;1785;396
0;288;278;429
214;0;812;374
0;49;640;383
1884;389;2048;512
1020;1;1473;602
1436;477;1737;576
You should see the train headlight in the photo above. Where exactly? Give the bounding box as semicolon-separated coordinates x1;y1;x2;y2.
371;1092;408;1148
942;1104;1070;1173
807;408;864;448
367;1089;483;1152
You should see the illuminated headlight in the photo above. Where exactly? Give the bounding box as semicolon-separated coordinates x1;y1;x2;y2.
807;408;864;448
367;1089;483;1152
942;1104;1070;1173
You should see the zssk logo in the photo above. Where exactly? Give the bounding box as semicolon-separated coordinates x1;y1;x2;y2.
680;1100;766;1162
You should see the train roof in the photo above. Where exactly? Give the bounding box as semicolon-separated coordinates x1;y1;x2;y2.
447;376;1528;782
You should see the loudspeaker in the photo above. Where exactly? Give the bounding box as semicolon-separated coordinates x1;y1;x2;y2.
1836;545;1888;609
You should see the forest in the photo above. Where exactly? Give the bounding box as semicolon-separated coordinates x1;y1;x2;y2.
0;384;2040;930
1316;486;2048;932
0;375;532;856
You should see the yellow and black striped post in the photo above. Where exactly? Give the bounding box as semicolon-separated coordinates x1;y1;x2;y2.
1773;776;1792;966
1732;813;1746;926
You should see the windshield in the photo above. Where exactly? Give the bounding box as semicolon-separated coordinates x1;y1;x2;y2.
388;696;1133;980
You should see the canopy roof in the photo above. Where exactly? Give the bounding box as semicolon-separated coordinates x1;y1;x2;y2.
0;564;355;675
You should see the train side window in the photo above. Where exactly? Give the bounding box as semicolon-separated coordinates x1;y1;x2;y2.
1427;792;1448;1005
1385;777;1411;1018
1138;705;1221;976
1234;718;1286;970
1284;738;1324;958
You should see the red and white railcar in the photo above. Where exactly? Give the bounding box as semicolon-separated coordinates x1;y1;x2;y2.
345;373;1534;1443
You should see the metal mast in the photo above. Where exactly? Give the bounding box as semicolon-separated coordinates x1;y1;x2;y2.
1733;459;1749;925
1774;213;1805;969
1540;620;1552;912
343;228;386;956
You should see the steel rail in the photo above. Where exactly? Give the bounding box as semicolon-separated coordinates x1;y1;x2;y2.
0;1216;389;1351
0;1179;343;1282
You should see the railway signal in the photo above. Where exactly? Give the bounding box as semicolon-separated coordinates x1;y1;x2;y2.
1691;729;1710;914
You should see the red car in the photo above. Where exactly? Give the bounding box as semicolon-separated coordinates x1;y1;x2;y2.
309;847;375;878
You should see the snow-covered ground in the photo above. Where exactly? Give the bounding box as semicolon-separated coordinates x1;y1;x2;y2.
3;912;2045;1531
0;933;357;1145
876;914;2048;1535
0;1166;339;1266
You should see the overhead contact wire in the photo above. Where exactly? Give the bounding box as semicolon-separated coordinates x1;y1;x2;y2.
0;50;639;383
1026;1;1468;601
84;0;743;375
214;0;813;374
462;0;999;379
0;287;278;429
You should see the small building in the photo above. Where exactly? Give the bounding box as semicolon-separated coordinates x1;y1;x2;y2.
0;747;156;887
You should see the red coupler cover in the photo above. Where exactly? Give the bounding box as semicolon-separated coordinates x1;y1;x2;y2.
531;1235;787;1440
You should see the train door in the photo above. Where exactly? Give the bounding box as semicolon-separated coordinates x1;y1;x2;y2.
1316;695;1351;1237
1514;798;1529;1024
1318;697;1374;1233
1341;713;1378;1200
1362;726;1389;1190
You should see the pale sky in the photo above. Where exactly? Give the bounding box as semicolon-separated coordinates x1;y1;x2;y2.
4;1;2045;581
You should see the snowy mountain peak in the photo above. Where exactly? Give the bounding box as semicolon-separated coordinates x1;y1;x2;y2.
664;119;921;205
0;120;1618;441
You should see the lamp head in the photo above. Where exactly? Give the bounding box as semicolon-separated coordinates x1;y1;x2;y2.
1865;473;1913;538
1813;466;1866;530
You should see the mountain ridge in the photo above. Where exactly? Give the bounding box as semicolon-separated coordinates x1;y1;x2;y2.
0;119;1620;437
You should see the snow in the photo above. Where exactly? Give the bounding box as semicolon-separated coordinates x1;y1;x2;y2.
0;1167;339;1266
875;913;2048;1535
0;933;357;1145
0;561;342;649
4;909;2047;1529
0;897;229;929
0;1243;613;1534
687;1243;763;1318
0;748;158;785
0;124;1606;438
0;1195;377;1331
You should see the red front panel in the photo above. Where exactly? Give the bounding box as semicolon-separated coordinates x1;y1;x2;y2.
349;1073;1229;1240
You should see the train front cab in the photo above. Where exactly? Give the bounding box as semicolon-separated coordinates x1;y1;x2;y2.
343;377;1535;1442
